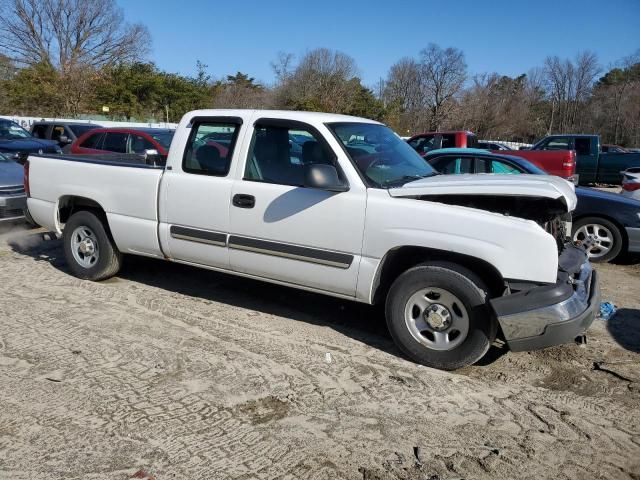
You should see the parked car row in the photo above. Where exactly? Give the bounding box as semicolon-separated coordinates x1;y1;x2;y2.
407;130;640;185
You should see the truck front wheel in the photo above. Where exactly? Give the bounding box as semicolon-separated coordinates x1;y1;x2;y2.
63;210;122;281
386;262;496;370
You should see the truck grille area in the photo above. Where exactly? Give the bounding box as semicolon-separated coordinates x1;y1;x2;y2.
0;207;24;219
0;185;25;196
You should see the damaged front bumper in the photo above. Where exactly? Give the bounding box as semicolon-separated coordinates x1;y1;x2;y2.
490;245;600;352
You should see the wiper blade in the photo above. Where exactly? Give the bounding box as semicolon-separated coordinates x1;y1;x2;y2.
383;174;436;187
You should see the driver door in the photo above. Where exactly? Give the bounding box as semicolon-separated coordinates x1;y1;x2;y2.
228;119;366;296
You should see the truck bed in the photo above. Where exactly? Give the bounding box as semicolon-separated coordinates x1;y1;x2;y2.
26;153;165;258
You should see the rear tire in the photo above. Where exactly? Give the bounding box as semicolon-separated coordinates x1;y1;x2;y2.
63;210;122;281
385;262;496;370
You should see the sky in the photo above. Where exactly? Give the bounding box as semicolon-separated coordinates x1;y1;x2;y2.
119;0;640;87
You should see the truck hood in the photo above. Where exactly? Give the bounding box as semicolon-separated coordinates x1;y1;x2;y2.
388;174;577;212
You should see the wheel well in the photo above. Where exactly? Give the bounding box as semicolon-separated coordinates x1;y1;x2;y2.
58;196;106;225
572;214;628;250
372;246;505;305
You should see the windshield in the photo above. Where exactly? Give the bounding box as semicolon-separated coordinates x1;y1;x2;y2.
0;120;32;139
328;123;437;187
150;131;174;150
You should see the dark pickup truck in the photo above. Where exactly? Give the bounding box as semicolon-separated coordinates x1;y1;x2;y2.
520;134;640;185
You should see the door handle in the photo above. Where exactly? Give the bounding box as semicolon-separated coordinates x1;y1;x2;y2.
232;194;255;209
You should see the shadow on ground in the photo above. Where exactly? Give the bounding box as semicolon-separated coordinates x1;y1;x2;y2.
8;231;514;368
606;308;640;353
8;232;401;357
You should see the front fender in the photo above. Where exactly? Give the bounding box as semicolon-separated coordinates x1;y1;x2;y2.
364;190;559;284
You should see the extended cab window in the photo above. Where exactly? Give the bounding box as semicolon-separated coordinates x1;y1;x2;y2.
183;121;240;176
244;123;335;186
574;138;591;155
440;134;456;149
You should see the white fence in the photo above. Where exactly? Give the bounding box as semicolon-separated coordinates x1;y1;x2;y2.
0;115;177;130
481;139;532;149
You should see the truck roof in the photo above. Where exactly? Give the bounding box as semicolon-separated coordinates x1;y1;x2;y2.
184;109;383;125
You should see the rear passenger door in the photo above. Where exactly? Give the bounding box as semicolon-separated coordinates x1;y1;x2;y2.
228;118;366;296
160;117;243;269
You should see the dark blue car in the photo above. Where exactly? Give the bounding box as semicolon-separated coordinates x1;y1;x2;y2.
0;118;62;163
426;148;640;263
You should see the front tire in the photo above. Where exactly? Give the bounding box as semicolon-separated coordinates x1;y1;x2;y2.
572;216;623;263
385;262;496;370
63;210;122;281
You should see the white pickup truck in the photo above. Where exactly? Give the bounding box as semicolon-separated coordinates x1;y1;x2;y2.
25;109;600;370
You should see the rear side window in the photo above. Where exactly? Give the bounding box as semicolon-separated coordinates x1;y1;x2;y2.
574;138;591;155
441;134;456;149
489;159;521;174
102;133;128;153
31;125;48;139
183;121;240;176
430;156;473;174
80;132;104;149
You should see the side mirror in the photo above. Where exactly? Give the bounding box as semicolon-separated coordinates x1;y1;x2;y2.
304;164;348;192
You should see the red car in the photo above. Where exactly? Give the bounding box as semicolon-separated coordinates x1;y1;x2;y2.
71;128;175;156
407;130;576;179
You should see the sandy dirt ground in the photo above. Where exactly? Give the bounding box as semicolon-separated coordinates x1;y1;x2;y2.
0;225;638;480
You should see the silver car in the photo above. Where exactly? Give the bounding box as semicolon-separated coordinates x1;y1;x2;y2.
0;152;27;223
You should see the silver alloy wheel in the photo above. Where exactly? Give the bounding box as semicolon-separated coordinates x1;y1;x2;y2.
70;226;100;268
404;287;469;351
573;223;614;259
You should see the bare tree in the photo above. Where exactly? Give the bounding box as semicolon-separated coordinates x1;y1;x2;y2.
271;51;295;85
543;51;600;133
0;0;150;70
419;43;467;130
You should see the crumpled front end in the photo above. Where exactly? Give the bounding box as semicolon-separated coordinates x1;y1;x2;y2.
490;244;600;351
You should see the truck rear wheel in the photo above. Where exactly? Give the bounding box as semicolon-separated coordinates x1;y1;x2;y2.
385;262;496;370
63;210;122;281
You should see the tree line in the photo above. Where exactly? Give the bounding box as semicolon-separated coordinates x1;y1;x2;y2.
0;0;638;146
